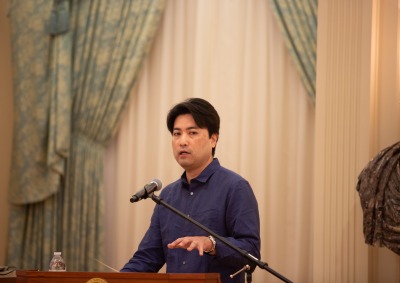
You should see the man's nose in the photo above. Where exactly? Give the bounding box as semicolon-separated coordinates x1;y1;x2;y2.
179;133;189;145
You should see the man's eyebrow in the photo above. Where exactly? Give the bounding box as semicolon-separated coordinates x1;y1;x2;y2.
173;126;199;131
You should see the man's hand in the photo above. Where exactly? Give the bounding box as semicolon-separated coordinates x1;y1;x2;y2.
167;236;214;256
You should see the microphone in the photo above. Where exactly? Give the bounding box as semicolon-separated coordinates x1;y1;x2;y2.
130;179;162;203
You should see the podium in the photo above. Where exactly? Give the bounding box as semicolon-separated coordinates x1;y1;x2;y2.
14;270;221;283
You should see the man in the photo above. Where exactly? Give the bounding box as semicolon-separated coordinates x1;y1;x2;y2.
121;98;261;283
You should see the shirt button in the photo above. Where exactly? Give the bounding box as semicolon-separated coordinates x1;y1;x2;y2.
190;192;194;196
182;261;186;265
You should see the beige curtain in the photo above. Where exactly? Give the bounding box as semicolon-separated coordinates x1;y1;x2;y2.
104;1;315;282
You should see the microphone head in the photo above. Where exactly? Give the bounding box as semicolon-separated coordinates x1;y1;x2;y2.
151;178;162;191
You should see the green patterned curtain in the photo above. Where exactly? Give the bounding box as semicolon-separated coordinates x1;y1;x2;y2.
7;0;165;271
269;0;317;102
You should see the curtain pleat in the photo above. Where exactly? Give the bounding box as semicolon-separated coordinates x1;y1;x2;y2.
7;0;166;271
62;133;105;270
8;0;62;205
269;0;317;102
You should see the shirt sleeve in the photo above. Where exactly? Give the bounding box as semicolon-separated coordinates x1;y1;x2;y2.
213;179;261;268
120;205;166;272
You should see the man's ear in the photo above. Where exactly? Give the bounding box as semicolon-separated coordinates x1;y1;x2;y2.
211;133;219;145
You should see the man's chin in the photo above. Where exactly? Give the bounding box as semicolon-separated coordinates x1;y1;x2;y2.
177;159;192;169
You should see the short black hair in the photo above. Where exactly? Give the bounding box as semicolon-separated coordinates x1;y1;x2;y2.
167;98;220;156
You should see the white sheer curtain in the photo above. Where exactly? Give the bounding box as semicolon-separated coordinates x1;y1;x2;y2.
104;1;315;282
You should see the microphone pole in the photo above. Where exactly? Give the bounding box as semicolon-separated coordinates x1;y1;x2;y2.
150;194;294;283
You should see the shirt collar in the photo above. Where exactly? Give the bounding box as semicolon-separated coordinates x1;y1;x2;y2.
180;158;220;185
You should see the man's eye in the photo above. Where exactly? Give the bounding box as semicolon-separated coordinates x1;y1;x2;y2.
173;132;181;136
189;131;197;135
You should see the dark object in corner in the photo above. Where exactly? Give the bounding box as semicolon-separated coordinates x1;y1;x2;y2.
356;141;400;255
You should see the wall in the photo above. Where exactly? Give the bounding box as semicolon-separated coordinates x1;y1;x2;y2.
0;0;14;266
314;0;400;282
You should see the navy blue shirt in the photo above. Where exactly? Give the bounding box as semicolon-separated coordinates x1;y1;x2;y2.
121;159;261;283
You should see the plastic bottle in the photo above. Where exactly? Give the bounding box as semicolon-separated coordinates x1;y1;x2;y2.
49;252;66;271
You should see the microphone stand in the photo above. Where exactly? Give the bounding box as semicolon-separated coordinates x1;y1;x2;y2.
246;269;252;283
150;194;293;283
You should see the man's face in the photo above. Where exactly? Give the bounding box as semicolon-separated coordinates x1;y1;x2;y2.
172;114;218;174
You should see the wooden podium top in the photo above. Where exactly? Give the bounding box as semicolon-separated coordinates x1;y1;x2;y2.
14;270;221;283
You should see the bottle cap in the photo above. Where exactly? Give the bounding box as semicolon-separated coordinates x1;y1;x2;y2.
54;252;62;255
